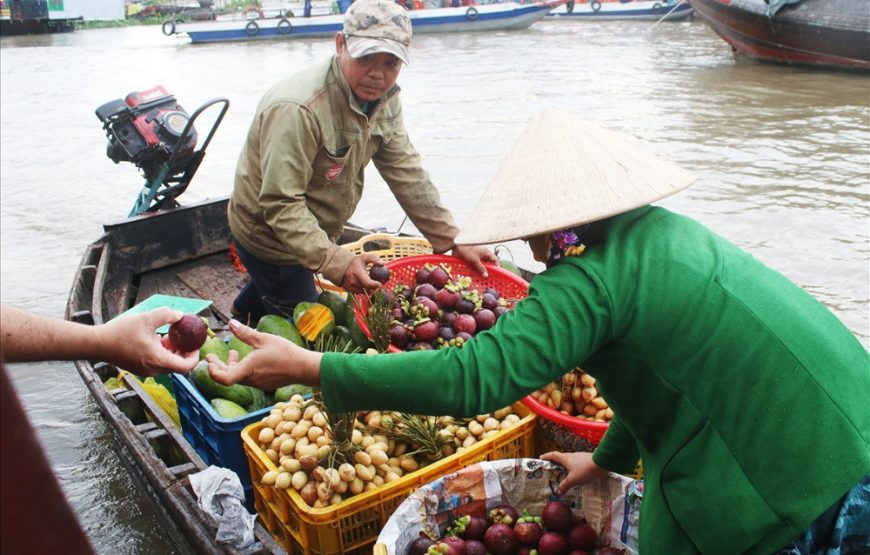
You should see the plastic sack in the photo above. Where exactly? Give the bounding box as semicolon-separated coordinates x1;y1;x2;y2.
104;371;181;428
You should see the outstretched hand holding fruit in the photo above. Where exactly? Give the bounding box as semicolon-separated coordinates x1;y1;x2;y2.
0;304;199;376
206;319;323;390
539;451;610;495
452;245;499;278
340;253;387;294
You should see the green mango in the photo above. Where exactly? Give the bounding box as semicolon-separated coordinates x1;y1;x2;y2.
210;398;248;419
246;387;269;412
190;361;255;407
227;335;254;360
274;384;314;402
317;290;349;327
256;314;305;347
199;335;229;362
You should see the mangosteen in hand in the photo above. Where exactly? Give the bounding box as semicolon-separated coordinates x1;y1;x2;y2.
168;314;207;352
369;264;391;284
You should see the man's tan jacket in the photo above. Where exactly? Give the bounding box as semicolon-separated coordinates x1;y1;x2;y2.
228;56;460;284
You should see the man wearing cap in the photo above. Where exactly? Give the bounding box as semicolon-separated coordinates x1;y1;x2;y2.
211;109;869;554
227;0;496;321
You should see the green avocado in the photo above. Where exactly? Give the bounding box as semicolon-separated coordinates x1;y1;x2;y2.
317;291;348;327
190;361;255;407
211;398;249;419
256;314;305;347
199;335;229;362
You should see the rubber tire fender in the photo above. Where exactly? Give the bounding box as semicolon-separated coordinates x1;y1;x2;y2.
652;2;663;12
277;17;292;34
466;6;479;20
591;1;601;11
245;20;260;36
162;20;175;36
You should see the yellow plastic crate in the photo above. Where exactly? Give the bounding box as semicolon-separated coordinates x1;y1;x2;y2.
317;234;433;293
242;402;536;555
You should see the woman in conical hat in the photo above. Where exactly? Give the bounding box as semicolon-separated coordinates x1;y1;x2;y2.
206;109;870;554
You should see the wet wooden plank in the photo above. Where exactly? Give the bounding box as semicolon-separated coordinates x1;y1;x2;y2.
175;252;248;324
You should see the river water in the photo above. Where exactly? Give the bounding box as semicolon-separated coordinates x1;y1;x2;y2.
1;17;868;553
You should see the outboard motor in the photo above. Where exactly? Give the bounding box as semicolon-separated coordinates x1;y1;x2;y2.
96;86;198;182
95;87;229;216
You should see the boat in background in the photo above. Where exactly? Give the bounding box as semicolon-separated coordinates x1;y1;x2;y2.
546;0;693;21
689;0;870;71
164;1;563;44
0;0;80;35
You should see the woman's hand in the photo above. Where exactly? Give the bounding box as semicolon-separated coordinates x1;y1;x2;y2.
540;451;611;495
99;308;200;376
452;245;499;278
340;253;385;294
206;319;323;390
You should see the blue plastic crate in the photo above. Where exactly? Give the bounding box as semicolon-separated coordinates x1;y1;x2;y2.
171;372;271;510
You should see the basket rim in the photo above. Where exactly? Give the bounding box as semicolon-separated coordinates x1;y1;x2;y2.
353;254;529;353
521;394;610;431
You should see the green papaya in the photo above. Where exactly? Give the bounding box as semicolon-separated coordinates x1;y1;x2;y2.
318;291;348;326
256;314;305;347
211;398;248;419
274;383;315;402
246;387;269;412
199;336;230;362
227;335;254;360
190;361;255;407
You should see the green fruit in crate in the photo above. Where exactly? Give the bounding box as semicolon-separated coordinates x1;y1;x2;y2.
317;290;348;326
274;383;314;402
246;386;269;412
346;309;372;350
191;361;255;407
227;335;254;360
210;398;248;419
199;335;229;362
256;314;305;347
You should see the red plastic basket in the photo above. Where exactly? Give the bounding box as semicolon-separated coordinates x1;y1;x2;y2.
522;394;609;449
354;254;529;353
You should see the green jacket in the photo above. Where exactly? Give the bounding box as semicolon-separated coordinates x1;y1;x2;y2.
321;206;870;554
228;56;460;284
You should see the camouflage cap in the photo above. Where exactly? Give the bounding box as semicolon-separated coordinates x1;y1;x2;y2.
343;0;412;65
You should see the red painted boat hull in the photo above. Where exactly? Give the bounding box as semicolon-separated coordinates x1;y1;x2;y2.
689;0;870;70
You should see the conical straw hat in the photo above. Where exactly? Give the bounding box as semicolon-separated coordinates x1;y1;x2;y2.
455;108;696;245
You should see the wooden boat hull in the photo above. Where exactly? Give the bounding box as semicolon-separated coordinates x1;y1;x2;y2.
65;196;379;554
169;1;560;43
547;0;693;21
689;0;870;70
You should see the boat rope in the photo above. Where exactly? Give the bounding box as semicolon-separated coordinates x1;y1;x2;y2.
650;0;689;28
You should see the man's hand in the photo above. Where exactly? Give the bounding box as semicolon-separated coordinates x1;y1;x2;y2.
539;451;611;495
452;245;499;278
206;319;323;390
101;308;201;376
340;253;385;294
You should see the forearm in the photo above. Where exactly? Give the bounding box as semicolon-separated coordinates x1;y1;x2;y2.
0;305;106;363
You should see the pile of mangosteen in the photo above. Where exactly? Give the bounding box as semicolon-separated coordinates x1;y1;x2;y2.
406;498;625;555
369;262;516;351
